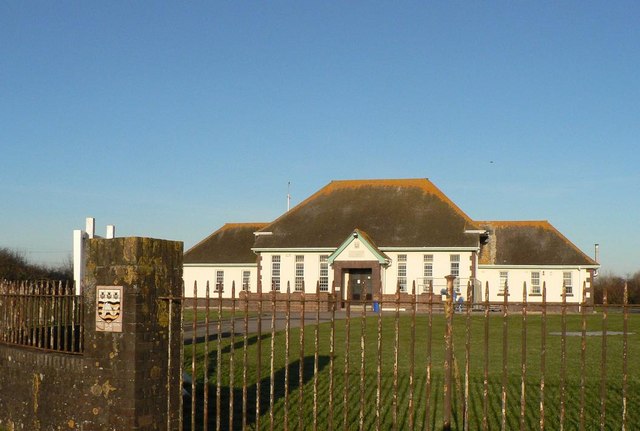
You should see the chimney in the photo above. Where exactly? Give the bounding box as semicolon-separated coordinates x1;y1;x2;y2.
594;243;600;263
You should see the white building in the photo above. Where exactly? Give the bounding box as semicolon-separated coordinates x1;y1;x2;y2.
183;223;267;297
183;179;598;304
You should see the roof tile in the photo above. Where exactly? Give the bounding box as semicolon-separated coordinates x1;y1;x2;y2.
184;223;268;264
254;178;480;248
477;221;597;266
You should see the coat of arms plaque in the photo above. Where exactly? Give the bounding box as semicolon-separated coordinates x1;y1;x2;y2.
96;286;123;332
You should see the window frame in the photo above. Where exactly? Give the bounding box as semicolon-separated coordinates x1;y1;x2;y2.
215;270;224;292
562;271;573;295
450;254;460;291
242;270;251;291
530;271;540;295
422;254;434;293
295;255;305;292
319;255;329;292
271;255;281;291
397;254;407;292
499;271;509;293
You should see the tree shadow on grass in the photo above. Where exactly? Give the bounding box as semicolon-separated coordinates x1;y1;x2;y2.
184;328;264;346
183;353;329;430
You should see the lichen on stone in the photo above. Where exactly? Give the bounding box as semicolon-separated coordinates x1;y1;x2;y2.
156;300;169;328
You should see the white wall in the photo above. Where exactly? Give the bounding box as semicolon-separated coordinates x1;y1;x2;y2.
183;264;258;298
257;250;478;296
476;266;589;303
381;251;475;296
260;252;334;293
184;253;592;305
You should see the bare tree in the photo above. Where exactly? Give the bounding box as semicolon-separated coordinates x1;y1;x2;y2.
0;248;72;281
593;271;640;305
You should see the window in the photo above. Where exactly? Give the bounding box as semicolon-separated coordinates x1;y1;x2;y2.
450;254;460;291
242;270;251;291
563;272;573;295
397;254;407;292
271;255;281;291
319;255;329;292
295;255;304;291
423;254;433;293
215;270;224;292
499;271;508;293
531;271;540;294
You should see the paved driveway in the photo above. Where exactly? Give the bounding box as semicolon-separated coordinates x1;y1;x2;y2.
183;311;349;344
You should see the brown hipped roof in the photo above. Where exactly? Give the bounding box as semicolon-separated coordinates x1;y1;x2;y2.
477;221;598;266
184;223;268;264
254;179;480;249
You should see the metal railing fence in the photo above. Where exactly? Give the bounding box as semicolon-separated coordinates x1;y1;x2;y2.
167;279;637;430
0;280;83;354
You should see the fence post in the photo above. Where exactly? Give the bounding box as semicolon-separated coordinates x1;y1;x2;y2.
443;274;456;431
82;237;183;430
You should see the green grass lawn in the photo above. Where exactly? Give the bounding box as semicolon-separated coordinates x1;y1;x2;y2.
183;311;639;430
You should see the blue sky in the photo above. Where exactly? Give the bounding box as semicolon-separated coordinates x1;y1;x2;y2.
1;2;638;275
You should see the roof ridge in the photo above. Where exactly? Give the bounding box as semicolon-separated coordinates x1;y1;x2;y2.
259;178;479;231
330;178;428;185
478;220;551;228
222;222;269;229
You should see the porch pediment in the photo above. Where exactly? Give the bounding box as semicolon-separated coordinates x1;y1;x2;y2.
328;229;389;265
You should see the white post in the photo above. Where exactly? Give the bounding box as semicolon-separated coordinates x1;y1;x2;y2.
86;217;95;239
73;229;85;294
106;225;116;239
74;218;116;294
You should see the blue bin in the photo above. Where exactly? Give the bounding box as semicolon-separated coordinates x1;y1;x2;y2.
372;301;380;312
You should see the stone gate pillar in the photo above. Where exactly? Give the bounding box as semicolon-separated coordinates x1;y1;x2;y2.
82;237;183;430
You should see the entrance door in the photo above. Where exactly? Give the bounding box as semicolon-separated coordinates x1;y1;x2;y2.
348;269;372;303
